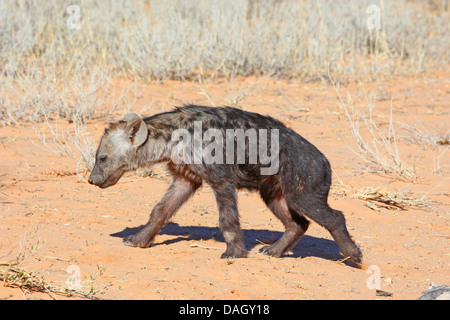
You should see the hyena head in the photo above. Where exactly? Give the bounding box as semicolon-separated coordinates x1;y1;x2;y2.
88;113;148;188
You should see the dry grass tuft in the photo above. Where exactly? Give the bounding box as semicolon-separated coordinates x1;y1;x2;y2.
0;230;54;298
330;73;418;182
352;186;433;214
31;115;95;176
1;0;448;84
1;0;448;127
1;230;106;299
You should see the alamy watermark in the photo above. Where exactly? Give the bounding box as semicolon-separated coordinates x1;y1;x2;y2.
366;264;381;290
67;5;81;30
367;4;382;30
66;4;382;31
171;121;280;175
66;264;82;290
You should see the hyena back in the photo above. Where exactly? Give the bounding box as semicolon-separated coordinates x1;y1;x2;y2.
88;105;363;267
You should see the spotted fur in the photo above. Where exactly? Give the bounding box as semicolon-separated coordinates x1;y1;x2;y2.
88;105;362;266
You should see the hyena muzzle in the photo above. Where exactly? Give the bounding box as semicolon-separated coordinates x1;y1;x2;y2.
88;105;363;267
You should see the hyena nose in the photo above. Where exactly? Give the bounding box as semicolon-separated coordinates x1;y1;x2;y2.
88;178;94;185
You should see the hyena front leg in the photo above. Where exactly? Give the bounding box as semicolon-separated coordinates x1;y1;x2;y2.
124;178;201;248
212;184;247;259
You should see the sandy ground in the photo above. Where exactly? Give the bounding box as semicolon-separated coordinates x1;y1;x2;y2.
0;73;448;300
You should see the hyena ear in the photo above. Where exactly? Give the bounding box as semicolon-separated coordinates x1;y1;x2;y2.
123;113;148;147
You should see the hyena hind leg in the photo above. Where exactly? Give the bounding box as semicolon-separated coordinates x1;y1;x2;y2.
285;189;363;267
259;193;310;258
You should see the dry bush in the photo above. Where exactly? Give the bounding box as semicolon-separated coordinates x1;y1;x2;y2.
352;186;433;214
0;0;448;82
331;76;418;182
31;114;96;175
1;230;106;299
1;0;448;126
0;229;49;297
399;122;450;150
0;63;110;125
432;148;449;174
1;256;105;299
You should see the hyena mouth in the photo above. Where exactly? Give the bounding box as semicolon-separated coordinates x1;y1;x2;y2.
98;172;125;188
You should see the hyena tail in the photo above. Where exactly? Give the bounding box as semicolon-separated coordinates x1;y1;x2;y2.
279;162;363;267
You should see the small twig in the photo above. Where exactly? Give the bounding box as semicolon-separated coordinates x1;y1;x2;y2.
255;239;271;245
189;243;224;251
336;256;351;264
0;201;31;206
117;179;142;184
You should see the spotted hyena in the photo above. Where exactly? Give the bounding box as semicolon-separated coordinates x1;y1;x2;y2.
88;105;363;267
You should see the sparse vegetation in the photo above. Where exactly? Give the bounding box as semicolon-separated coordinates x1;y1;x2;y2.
352;186;433;214
0;0;448;300
331;76;418;182
0;231;107;299
1;0;449;123
2;0;448;81
31;114;95;175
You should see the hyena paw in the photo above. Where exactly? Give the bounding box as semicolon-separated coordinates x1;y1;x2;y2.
339;243;363;268
220;247;248;259
123;234;152;248
259;245;283;258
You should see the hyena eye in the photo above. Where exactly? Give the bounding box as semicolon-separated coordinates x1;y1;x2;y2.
99;156;107;163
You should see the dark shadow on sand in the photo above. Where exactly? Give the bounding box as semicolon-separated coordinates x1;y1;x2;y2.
110;222;350;264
